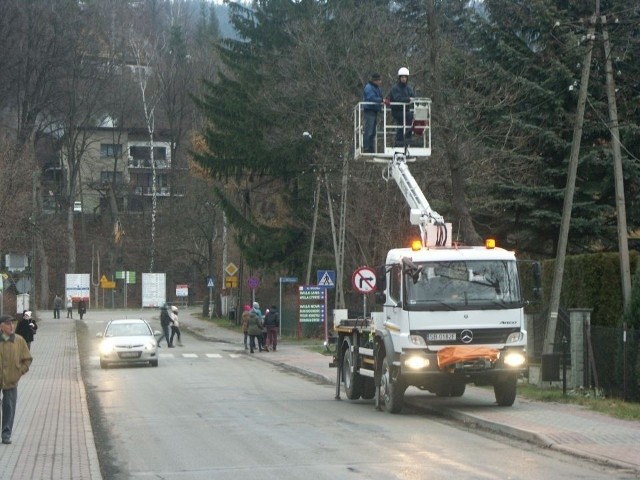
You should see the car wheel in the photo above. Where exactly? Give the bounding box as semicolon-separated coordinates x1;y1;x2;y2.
100;359;108;369
150;359;159;367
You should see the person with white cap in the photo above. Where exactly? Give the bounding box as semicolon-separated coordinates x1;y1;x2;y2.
387;66;416;146
169;305;183;347
15;311;37;350
0;315;33;444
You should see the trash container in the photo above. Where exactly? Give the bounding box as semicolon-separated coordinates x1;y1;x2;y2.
541;353;560;381
229;307;236;321
202;301;209;317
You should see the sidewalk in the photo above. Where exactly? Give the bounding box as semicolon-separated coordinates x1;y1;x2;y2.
180;310;640;474
0;315;102;480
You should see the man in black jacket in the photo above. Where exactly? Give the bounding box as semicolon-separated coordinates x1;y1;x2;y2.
264;305;279;352
388;67;415;146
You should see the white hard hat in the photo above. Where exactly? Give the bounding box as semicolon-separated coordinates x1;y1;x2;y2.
398;67;410;76
171;305;178;313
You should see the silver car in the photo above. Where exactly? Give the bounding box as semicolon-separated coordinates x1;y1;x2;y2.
97;319;159;368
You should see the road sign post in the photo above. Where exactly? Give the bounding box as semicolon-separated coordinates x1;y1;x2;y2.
206;276;215;319
352;266;377;321
278;276;298;336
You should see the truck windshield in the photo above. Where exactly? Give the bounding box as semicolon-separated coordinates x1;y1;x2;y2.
403;259;522;311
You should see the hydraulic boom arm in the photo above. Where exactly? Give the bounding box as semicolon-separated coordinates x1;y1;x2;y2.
384;153;451;247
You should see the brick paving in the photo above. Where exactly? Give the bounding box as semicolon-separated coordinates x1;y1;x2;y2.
0;316;101;480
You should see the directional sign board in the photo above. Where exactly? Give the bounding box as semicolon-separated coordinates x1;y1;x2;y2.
316;270;335;288
352;266;377;294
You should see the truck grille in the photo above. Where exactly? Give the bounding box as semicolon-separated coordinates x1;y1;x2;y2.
411;328;520;346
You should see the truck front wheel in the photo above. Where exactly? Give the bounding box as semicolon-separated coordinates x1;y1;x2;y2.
381;356;405;413
342;340;363;400
494;374;517;406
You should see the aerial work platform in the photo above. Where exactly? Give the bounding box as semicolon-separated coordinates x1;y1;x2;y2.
354;97;432;160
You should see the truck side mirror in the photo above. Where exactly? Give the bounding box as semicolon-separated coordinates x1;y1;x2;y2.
376;265;387;291
375;291;386;305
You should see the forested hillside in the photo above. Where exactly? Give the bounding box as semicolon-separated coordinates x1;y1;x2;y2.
1;0;638;313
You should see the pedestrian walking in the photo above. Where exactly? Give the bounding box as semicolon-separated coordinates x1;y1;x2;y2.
264;305;279;352
53;294;62;319
241;304;251;350
157;304;174;348
252;302;267;351
15;311;37;350
246;309;263;354
169;305;183;347
66;295;73;318
77;299;86;320
0;315;33;445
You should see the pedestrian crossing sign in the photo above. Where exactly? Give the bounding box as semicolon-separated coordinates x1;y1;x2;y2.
316;270;335;288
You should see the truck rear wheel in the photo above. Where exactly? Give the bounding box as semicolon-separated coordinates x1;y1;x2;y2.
381;356;405;413
494;374;517;406
342;339;363;400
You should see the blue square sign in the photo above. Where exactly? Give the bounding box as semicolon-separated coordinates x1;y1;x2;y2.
316;270;335;288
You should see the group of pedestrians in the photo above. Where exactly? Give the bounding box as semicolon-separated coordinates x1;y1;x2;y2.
53;294;86;320
362;66;417;152
157;304;182;348
241;302;279;354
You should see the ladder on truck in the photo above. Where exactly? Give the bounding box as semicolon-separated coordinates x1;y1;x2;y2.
354;97;432;159
354;98;451;248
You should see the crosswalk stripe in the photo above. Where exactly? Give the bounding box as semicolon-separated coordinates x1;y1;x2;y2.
183;353;198;358
206;354;222;358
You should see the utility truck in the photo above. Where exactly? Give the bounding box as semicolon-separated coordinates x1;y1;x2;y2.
330;98;530;413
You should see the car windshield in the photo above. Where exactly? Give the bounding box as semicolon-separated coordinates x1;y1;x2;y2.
403;259;522;311
105;322;151;337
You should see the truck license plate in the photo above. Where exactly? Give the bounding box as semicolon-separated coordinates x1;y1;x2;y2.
428;333;456;341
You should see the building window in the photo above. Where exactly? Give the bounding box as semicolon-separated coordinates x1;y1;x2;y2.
100;171;123;185
129;146;167;161
101;144;123;157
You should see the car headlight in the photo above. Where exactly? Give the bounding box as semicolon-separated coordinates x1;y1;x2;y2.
100;342;114;355
144;342;156;351
503;351;526;367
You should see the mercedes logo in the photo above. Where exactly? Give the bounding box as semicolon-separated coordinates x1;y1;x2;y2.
460;329;473;344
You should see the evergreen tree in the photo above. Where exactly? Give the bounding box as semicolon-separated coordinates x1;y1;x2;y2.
461;0;640;256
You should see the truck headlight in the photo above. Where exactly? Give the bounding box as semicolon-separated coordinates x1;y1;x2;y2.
503;351;526;367
404;356;430;369
409;335;426;346
506;332;524;344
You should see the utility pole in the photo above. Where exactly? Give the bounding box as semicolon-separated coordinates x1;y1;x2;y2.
543;16;597;356
601;16;632;314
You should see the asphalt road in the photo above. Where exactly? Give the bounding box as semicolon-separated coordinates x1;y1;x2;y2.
76;310;632;480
